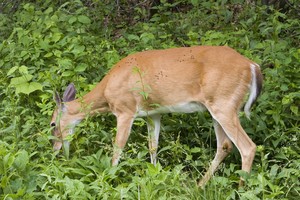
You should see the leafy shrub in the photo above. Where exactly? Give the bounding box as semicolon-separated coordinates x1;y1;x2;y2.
0;0;299;199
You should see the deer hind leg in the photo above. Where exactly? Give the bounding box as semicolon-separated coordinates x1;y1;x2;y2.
146;114;161;166
198;119;233;187
208;109;256;186
112;113;134;166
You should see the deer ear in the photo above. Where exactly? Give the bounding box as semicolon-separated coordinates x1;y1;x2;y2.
63;83;76;102
53;91;62;108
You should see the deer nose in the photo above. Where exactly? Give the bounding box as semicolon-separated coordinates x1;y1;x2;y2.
53;141;62;151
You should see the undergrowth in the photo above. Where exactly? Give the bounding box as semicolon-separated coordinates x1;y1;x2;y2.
0;0;299;199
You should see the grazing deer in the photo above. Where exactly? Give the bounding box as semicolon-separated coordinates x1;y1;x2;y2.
50;46;263;186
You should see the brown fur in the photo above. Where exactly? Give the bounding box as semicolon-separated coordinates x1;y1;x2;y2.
51;46;263;187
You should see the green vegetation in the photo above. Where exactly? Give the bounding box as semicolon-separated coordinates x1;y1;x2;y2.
0;0;299;199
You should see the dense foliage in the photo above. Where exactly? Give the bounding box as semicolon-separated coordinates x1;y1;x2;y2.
0;0;299;199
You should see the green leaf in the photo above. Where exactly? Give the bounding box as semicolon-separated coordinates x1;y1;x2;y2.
71;45;85;56
190;147;201;153
69;16;77;24
10;75;43;94
52;32;62;43
14;150;29;171
78;15;91;24
290;105;298;115
20;35;30;47
53;50;62;57
10;74;33;85
75;63;88;72
44;7;53;14
20;50;28;57
147;162;161;176
19;65;28;74
44;52;53;58
3;153;15;169
282;96;290;104
39;38;50;50
63;141;70;160
7;66;19;76
190;0;199;6
15;82;43;95
58;58;73;69
127;34;140;41
61;71;74;77
270;164;279;180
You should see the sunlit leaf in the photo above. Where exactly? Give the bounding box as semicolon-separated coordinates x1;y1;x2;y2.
10;74;33;85
14;82;43;95
7;66;19;76
18;65;28;74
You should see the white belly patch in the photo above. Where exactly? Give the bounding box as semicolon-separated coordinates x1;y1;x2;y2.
136;102;206;117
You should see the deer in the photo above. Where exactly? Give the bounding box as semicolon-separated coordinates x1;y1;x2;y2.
50;46;263;187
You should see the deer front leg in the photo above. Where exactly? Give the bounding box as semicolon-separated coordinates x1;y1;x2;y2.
146;114;161;166
112;114;134;166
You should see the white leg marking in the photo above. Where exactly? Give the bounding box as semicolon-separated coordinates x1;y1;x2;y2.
147;114;161;165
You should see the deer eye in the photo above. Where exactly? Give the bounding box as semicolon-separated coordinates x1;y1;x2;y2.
50;122;56;127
